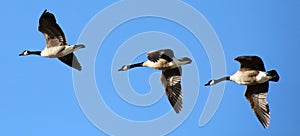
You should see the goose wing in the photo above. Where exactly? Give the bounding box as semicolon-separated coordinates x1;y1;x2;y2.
38;9;67;48
235;56;265;71
147;49;174;62
244;82;270;128
160;67;183;113
58;53;82;71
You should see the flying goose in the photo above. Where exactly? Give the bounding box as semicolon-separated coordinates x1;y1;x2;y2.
205;56;279;128
118;49;192;113
19;9;85;71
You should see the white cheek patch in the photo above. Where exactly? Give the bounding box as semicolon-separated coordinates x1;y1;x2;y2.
210;80;215;85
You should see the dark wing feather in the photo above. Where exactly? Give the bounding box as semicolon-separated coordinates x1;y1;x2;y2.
160;67;183;113
58;53;82;71
244;82;270;128
235;56;266;71
147;49;174;62
38;9;67;48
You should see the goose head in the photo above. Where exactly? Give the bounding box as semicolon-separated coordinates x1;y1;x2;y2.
19;50;41;56
204;76;230;86
19;50;30;56
204;80;215;86
118;65;130;71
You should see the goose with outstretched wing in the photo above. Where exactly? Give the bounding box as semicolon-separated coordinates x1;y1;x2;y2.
205;56;280;128
19;9;85;71
118;49;192;113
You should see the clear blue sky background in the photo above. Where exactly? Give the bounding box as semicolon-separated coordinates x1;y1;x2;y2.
1;0;299;136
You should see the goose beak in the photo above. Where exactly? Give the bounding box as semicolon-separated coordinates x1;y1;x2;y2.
19;53;24;56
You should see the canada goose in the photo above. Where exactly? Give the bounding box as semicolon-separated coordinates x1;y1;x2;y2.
19;9;85;71
118;49;192;113
205;56;279;128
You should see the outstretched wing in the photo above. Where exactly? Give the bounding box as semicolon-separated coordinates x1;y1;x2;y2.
235;56;265;71
160;67;183;113
147;49;174;62
244;82;270;128
38;9;67;48
58;53;82;71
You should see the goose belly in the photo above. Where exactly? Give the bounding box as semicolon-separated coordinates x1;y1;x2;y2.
255;71;270;83
231;70;270;85
41;46;74;58
230;71;256;85
143;60;174;70
41;46;65;58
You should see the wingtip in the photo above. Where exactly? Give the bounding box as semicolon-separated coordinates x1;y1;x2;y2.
169;95;183;114
234;56;241;61
174;105;182;114
42;9;48;14
174;109;181;114
72;66;82;71
172;103;182;114
76;68;82;71
263;124;269;129
73;64;82;71
261;120;270;129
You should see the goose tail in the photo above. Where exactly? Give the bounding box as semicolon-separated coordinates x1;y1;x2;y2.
267;70;280;82
74;44;86;49
178;57;192;64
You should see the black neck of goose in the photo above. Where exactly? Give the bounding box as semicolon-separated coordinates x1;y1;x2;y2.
29;51;41;55
215;76;230;83
129;62;144;69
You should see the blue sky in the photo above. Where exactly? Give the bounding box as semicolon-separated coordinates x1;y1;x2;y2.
1;0;299;135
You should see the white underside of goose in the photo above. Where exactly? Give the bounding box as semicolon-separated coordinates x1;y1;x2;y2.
41;46;65;58
142;59;170;70
143;58;190;70
255;71;270;84
230;71;270;85
41;44;84;58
